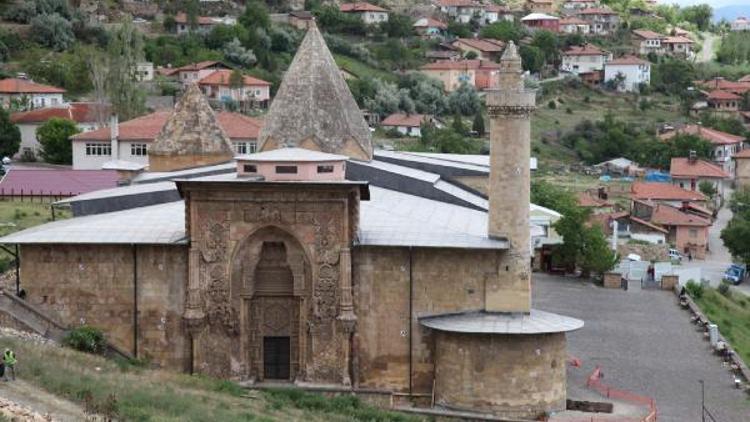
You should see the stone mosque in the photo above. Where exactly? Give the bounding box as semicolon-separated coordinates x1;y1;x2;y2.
0;25;582;419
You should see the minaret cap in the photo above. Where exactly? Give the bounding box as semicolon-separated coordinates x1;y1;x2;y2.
499;41;523;90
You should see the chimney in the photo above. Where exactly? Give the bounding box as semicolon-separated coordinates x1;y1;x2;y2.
689;150;697;163
110;114;119;161
485;41;536;314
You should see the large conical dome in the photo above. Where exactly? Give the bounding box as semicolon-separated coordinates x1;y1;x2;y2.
149;84;234;171
258;24;373;161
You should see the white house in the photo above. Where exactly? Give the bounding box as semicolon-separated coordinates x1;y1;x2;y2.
632;29;665;56
134;62;154;82
731;17;750;31
561;44;610;75
662;36;693;58
413;17;448;38
174;13;237;35
483;5;514;25
69;110;263;170
197;69;271;107
604;56;650;92
164;61;232;86
577;7;619;35
0;78;65;111
559;17;590;34
380;113;442;137
10;102;109;160
659;124;745;176
339;2;389;24
437;0;483;24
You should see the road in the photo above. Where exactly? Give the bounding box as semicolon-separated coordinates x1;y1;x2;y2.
680;188;750;296
697;32;718;63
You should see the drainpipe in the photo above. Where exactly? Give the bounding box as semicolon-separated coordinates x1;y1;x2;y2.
409;246;414;394
132;244;138;358
110;114;119;162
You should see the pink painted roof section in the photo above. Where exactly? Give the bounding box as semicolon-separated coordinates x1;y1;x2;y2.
70;111;263;142
381;113;430;128
0;78;65;94
663;36;693;44
10;102;109;124
0;169;119;196
632;29;663;40
414;17;448;29
197;69;271;87
706;89;741;100
453;38;506;52
340;2;388;12
670;158;730;179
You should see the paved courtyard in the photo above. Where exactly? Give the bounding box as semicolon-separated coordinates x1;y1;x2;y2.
533;274;750;422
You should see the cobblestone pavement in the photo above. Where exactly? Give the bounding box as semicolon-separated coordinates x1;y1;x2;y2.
533;274;750;422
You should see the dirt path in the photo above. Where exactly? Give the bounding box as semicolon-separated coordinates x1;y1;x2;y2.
0;379;88;421
698;32;718;63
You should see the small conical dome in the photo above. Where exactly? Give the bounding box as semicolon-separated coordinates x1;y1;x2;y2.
149;84;234;171
258;24;373;161
499;41;523;91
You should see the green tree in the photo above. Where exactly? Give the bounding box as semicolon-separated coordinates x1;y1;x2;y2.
0;108;20;158
37;118;79;164
679;4;712;31
239;0;270;31
519;45;544;73
698;180;717;199
472;111;485;136
229;69;244;90
107;20;146;120
699;113;748;138
531;30;559;66
451;115;468;136
721;187;750;264
163;15;176;32
479;20;525;43
651;59;696;96
447;82;480;116
185;0;199;31
447;21;472;38
380;14;412;38
30;13;74;52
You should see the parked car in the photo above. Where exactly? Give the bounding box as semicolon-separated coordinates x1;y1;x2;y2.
723;264;746;285
668;249;683;262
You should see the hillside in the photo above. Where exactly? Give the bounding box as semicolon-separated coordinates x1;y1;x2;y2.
0;328;420;421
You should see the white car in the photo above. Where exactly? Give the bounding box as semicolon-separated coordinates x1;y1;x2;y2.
668;249;683;262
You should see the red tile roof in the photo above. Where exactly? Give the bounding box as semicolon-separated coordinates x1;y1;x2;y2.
10;103;109;125
663;36;693;44
631;182;706;201
0;169;119;197
197;69;271;87
174;12;217;25
453;38;505;53
629;215;669;234
651;204;711;227
171;61;228;73
70;111;263;142
734;148;750;159
739;75;750;83
694;78;750;94
340;2;388;13
607;56;649;65
436;0;479;6
660;124;744;146
632;29;663;40
381;113;430;128
578;7;617;15
563;43;608;56
0;78;65;94
421;59;501;70
670;158;730;179
414;17;447;29
576;192;612;208
706;89;741;101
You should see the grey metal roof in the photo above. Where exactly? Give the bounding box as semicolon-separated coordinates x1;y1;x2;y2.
131;162;236;184
54;181;180;217
419;309;584;334
358;186;505;249
55;181;177;205
375;150;490;173
0;201;186;245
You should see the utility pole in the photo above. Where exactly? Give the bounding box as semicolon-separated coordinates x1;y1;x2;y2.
699;379;705;422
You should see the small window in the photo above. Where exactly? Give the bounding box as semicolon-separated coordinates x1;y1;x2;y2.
317;165;334;173
130;143;147;156
234;142;248;155
243;164;257;173
276;165;298;174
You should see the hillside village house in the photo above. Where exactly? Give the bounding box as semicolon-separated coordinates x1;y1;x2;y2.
526;0;554;14
577;7;619;35
437;0;483;24
10;102;109;160
631;181;707;208
165;61;232;86
631;200;711;258
559;17;591;34
133;62;155;82
731;17;750;31
695;77;750;96
705;90;741;116
413;17;447;38
69;106;263;170
197;69;271;108
174;12;236;35
604;56;650;92
0;27;583;420
521;13;560;32
451;38;506;61
420;59;500;92
288;11;315;30
339;2;389;24
562;0;599;11
380;113;440;137
561;44;610;75
483;5;514;24
0;78;65;110
670;156;730;200
662;36;693;58
632;29;664;55
659;125;745;176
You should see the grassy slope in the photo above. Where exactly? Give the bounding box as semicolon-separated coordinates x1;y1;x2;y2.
0;201;71;269
531;83;688;166
2;334;420;421
334;54;399;83
695;288;750;364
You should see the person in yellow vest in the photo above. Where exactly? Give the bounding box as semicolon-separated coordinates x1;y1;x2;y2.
3;348;16;381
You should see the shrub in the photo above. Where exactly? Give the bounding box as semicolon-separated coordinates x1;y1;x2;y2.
63;326;106;354
566;107;573;114
685;280;704;299
584;96;590;103
718;282;731;297
548;100;557;109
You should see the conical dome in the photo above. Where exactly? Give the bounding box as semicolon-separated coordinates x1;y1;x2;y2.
149;84;234;171
258;24;373;161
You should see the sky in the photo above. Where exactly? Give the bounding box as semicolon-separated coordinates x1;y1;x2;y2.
657;0;749;7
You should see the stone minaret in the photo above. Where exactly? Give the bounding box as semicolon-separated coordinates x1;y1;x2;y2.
486;42;536;313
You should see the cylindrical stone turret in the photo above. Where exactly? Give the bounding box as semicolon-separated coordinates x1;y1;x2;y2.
485;42;536;313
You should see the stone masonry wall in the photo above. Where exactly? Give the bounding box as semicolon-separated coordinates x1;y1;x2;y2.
353;246;498;393
19;244;189;370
